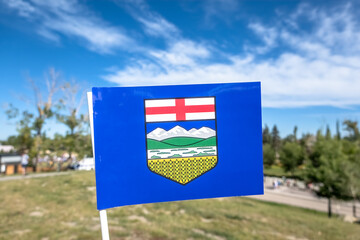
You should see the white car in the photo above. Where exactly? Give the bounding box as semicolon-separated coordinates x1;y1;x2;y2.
77;157;95;171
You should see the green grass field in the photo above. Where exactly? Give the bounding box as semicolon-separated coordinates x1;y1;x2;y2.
147;136;216;149
263;165;304;179
0;171;359;240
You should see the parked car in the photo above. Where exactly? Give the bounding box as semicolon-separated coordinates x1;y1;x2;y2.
77;157;95;171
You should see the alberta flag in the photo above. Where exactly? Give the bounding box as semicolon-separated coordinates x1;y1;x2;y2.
92;82;263;210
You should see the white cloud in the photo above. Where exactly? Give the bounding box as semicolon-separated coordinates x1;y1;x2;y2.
103;3;360;108
137;16;179;39
1;0;134;54
202;0;240;25
118;0;180;39
247;23;278;54
149;40;211;67
6;0;36;17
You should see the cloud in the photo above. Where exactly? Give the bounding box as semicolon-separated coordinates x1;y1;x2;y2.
1;0;134;53
103;3;360;108
202;0;240;26
118;0;180;39
247;23;278;54
149;40;211;67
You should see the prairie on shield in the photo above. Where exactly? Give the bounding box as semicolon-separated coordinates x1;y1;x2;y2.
144;97;218;185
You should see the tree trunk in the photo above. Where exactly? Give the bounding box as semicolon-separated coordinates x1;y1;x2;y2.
33;156;38;172
33;134;41;172
328;197;332;218
353;199;357;217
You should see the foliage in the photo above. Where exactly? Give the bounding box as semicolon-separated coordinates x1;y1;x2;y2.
262;125;271;144
262;121;360;218
3;69;92;167
279;141;304;174
55;81;88;159
343;120;360;141
263;143;275;168
306;134;349;217
5;110;34;154
271;125;281;153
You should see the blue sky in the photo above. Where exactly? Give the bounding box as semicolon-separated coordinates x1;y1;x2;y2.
0;0;360;140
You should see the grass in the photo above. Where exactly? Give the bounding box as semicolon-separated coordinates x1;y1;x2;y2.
263;165;304;179
0;171;359;240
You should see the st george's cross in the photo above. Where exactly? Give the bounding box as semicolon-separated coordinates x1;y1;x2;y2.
144;97;218;185
145;97;216;122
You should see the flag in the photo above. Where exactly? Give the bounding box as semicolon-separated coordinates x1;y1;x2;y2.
92;82;263;210
145;97;215;122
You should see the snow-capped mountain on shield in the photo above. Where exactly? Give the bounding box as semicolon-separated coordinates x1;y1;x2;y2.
147;126;216;141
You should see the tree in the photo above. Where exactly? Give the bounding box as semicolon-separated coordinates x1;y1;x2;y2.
5;108;34;153
336;120;341;140
325;125;331;140
344;147;360;217
342;120;360;216
263;143;275;168
343;120;360;141
293;125;298;142
279;142;303;175
262;125;271;145
306;134;348;218
271;125;281;154
56;81;87;160
299;133;315;159
27;68;61;170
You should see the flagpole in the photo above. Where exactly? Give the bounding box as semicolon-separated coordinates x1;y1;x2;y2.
87;92;110;240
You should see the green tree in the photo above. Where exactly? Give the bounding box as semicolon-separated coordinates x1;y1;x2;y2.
343;120;360;141
271;125;281;154
29;68;61;171
336;120;341;140
262;125;271;145
306;134;348;218
56;82;87;160
325;125;331;140
299;133;315;160
263;143;275;168
279;142;303;175
5;68;61;171
75;134;93;159
343;146;360;217
5;110;34;153
342;120;360;216
293;125;298;142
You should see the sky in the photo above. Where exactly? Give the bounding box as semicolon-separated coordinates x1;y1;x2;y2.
0;0;360;140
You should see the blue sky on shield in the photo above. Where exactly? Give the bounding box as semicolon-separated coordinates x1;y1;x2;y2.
0;0;360;140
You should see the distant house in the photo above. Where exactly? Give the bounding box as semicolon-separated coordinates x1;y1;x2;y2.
0;145;15;153
0;153;22;175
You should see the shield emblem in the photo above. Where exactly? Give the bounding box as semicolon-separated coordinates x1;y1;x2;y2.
144;97;218;185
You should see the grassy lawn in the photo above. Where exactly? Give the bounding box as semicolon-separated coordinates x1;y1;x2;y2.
263;165;304;179
0;171;359;240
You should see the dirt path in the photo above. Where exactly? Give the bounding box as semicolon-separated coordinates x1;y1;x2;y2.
249;178;360;217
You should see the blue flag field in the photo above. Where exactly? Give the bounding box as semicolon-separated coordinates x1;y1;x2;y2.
92;82;263;210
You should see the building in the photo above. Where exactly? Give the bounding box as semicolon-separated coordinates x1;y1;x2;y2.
0;145;15;153
0;153;22;175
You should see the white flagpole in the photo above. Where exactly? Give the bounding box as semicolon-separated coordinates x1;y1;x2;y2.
87;92;110;240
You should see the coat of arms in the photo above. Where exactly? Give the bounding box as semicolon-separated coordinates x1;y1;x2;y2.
144;97;218;185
